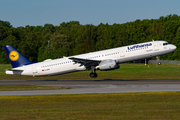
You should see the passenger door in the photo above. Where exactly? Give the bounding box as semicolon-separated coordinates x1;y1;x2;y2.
120;49;125;57
32;65;38;76
153;41;159;51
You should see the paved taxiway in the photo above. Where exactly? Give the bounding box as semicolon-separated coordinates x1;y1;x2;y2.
0;79;180;96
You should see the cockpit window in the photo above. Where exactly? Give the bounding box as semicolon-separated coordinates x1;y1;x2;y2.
163;42;170;46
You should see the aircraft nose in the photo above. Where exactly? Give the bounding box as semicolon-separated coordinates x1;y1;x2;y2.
173;45;177;50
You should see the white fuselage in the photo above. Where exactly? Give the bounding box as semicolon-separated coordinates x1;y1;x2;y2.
6;41;177;76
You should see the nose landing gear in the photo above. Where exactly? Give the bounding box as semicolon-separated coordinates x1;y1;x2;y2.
156;56;161;65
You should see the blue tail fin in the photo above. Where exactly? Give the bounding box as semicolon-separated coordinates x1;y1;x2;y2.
3;45;34;68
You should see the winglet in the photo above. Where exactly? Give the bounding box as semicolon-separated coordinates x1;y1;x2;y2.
3;45;34;68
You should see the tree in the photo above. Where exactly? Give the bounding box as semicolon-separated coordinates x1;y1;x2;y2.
0;20;12;28
1;14;180;63
43;24;55;35
49;32;70;59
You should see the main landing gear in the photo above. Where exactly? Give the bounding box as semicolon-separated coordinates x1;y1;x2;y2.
89;72;98;78
89;66;98;78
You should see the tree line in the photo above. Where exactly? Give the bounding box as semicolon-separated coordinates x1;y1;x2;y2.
0;14;180;64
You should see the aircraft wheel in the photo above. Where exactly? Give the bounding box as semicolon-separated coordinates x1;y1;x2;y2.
94;73;98;78
89;72;98;78
90;72;94;78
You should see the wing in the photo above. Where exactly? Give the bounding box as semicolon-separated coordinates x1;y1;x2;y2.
68;57;101;67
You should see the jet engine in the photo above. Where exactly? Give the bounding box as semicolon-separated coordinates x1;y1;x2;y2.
96;60;120;71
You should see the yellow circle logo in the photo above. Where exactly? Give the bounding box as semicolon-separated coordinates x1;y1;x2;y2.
9;51;19;61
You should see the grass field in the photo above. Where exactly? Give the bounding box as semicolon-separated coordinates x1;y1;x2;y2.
0;92;180;120
0;63;180;80
1;64;180;120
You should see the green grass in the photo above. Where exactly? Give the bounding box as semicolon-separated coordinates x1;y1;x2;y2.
0;63;180;80
1;64;180;119
0;92;180;120
0;86;69;91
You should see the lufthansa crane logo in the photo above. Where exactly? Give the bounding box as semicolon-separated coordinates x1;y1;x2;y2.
9;51;19;61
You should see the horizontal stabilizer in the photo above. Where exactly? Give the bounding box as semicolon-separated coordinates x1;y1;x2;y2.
5;69;24;72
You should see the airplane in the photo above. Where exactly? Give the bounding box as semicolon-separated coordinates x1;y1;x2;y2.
3;40;177;78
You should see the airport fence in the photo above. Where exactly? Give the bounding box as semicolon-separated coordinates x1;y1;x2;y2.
148;60;180;64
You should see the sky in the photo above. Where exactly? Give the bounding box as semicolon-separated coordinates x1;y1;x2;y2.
1;0;180;28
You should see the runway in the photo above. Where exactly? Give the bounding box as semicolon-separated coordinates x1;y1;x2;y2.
0;79;180;96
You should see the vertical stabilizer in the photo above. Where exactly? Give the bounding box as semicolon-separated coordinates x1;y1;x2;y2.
3;45;33;68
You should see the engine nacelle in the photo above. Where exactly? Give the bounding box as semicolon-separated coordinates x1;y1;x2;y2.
97;60;120;71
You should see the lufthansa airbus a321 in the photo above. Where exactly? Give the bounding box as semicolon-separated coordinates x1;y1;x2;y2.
3;40;177;78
